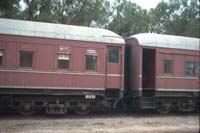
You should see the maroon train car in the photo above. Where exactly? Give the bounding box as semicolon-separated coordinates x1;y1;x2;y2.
0;18;125;115
125;33;200;113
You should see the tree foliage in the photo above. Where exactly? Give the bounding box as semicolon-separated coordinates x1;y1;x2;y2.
108;0;149;37
149;0;200;37
0;0;20;18
0;0;199;38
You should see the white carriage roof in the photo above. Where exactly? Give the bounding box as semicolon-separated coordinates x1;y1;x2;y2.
0;18;125;45
127;33;199;51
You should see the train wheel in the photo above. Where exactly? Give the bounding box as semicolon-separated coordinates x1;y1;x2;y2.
18;103;35;116
179;100;194;112
74;103;90;115
156;104;171;114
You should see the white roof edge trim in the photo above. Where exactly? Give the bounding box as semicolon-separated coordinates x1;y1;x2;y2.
0;18;125;45
127;33;200;51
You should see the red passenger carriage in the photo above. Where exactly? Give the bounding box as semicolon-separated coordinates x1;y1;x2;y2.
0;18;125;115
125;33;200;113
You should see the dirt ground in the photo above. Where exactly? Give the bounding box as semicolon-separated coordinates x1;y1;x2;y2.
0;112;199;133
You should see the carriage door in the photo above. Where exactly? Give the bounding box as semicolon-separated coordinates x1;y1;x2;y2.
106;47;122;89
142;48;156;96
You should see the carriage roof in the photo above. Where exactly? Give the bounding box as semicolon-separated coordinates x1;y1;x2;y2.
0;18;125;45
127;33;199;51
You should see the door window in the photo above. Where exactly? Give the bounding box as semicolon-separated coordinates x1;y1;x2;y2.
108;47;119;63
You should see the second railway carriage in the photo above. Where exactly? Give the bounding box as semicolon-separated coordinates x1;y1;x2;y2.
125;33;200;113
0;18;125;115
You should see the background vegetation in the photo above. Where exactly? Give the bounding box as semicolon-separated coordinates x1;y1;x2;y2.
0;0;199;38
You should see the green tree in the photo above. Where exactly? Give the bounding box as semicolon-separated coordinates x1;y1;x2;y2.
148;1;169;33
168;0;200;37
38;0;54;22
149;0;200;37
0;0;20;18
108;0;149;37
21;0;54;22
51;0;111;27
0;0;199;38
0;0;111;28
22;0;39;21
51;0;74;24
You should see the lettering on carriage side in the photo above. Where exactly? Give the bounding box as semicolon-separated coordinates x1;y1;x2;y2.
86;49;97;55
85;94;96;99
59;46;70;52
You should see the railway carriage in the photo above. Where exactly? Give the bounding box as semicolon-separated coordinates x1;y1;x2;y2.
125;33;200;113
0;18;125;115
0;18;199;115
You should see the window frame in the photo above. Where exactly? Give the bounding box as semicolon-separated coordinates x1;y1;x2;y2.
163;60;173;74
85;55;97;71
195;62;200;77
185;61;195;76
108;47;119;63
57;53;70;69
0;49;3;66
19;50;34;68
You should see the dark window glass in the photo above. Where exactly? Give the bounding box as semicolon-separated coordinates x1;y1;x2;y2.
57;53;70;69
20;51;33;67
185;61;194;76
108;48;119;63
86;55;96;70
0;49;3;65
196;62;200;77
164;60;172;73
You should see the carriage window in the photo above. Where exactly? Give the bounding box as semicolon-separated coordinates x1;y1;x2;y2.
57;53;70;69
108;48;119;63
86;55;97;70
164;60;173;73
185;61;194;76
196;62;200;77
0;49;3;65
20;51;33;67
